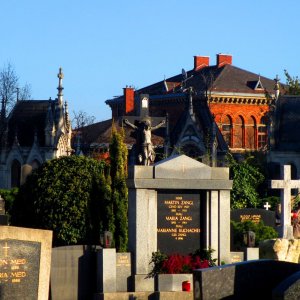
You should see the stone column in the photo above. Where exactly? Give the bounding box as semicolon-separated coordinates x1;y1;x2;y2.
128;188;157;275
219;190;231;264
209;190;219;261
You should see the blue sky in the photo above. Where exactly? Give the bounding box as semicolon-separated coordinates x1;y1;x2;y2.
1;0;300;122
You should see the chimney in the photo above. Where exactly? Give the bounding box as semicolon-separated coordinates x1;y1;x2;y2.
217;54;232;68
123;87;135;114
194;56;210;71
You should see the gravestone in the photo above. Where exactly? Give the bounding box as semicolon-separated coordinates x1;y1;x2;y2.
157;192;201;255
231;208;276;228
270;165;300;238
127;154;232;291
116;253;131;292
51;245;99;300
0;226;52;300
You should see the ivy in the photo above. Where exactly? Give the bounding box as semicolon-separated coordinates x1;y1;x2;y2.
227;154;265;209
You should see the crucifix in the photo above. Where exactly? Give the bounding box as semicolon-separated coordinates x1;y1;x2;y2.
270;165;300;239
122;94;166;166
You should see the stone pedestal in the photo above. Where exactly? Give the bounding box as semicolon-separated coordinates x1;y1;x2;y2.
244;247;259;261
97;249;116;293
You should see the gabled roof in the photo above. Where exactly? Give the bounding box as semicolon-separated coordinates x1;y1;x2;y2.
6;100;54;147
106;64;278;106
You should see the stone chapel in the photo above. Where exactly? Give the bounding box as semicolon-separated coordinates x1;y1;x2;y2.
0;68;72;189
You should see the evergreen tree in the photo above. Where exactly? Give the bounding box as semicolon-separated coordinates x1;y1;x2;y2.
284;70;300;95
109;123;128;252
11;156;111;246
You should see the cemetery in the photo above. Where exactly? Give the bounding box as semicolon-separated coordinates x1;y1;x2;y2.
2;154;300;300
1;68;300;299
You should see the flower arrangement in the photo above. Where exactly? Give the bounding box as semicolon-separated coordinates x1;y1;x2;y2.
147;248;216;278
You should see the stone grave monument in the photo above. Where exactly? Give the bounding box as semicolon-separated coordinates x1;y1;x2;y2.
270;164;300;239
0;226;52;300
127;154;232;291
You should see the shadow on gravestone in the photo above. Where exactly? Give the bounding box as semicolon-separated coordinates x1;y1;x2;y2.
272;270;300;299
78;246;98;299
193;260;300;300
50;245;100;300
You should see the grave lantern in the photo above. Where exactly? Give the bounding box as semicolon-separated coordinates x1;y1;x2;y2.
100;231;113;248
243;231;255;247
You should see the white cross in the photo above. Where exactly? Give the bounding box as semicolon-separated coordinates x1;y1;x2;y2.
264;202;271;210
270;165;300;238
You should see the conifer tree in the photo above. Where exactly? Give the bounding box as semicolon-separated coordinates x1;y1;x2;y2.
109;123;128;252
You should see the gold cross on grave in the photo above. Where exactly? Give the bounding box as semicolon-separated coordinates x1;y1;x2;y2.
2;242;9;257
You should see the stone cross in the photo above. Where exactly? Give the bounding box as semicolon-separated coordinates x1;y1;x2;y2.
264;202;271;210
270;165;300;239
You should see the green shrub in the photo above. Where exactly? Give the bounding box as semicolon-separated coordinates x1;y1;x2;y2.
231;220;278;250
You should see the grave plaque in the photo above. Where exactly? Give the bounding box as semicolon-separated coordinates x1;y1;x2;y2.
0;239;41;299
231;208;276;228
116;253;131;292
157;191;201;255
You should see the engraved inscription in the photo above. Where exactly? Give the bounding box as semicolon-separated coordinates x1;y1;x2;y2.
157;192;201;255
0;239;41;299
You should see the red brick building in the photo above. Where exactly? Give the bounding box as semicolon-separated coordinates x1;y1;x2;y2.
105;54;282;160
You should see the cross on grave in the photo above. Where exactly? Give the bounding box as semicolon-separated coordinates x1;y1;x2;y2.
264;202;271;210
122;94;166;166
270;165;300;239
2;241;9;257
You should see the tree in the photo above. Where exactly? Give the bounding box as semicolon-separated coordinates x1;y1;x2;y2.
284;70;300;95
0;62;32;117
72;110;96;130
227;153;265;209
10;156;111;246
109;124;128;252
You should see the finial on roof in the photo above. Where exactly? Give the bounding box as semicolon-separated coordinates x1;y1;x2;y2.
57;67;64;105
274;74;280;100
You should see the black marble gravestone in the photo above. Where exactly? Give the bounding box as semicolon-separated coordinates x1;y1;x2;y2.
231;208;276;228
157;191;201;255
0;239;41;299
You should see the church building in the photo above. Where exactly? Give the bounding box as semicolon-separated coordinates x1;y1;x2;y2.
0;68;72;189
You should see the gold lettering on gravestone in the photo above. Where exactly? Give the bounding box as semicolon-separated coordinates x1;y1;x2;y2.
0;242;28;284
116;255;130;267
158;196;200;241
240;214;261;224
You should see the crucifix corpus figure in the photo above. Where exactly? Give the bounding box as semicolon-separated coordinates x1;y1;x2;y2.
124;117;165;166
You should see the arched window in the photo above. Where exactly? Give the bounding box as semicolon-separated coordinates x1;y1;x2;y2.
221;115;232;147
258;116;268;150
246;116;256;149
11;160;21;188
234;116;244;148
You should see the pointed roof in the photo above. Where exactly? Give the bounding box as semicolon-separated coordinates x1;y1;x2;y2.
6;100;57;147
